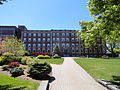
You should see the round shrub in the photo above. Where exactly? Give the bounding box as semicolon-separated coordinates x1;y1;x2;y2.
37;55;50;59
53;54;61;58
28;62;52;79
8;62;20;68
21;57;33;65
2;65;9;71
10;67;24;77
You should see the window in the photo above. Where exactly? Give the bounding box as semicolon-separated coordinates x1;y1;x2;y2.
71;33;74;36
57;43;60;47
33;33;36;37
38;44;40;47
53;43;55;47
43;38;46;42
66;33;69;36
24;33;26;37
38;38;41;42
24;38;26;42
47;44;50;47
53;38;55;41
43;44;45;47
66;43;69;47
38;33;41;37
62;43;65;47
24;44;26;47
62;33;65;36
47;33;50;37
76;43;79;46
56;33;59;36
28;38;31;42
33;38;36;42
33;44;36;47
72;38;74;41
43;33;46;37
72;43;74;47
56;38;60;41
28;44;31;47
66;38;69;42
52;33;55;36
47;38;50;42
76;38;79;41
62;38;65;42
28;33;31;37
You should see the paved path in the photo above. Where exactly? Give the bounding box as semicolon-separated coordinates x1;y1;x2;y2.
49;57;108;90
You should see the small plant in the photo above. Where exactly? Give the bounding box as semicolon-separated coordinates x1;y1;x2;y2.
28;62;52;79
10;67;24;77
0;57;5;65
8;62;20;68
21;57;33;65
53;54;61;58
2;65;9;71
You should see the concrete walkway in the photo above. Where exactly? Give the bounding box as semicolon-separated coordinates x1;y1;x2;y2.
49;57;108;90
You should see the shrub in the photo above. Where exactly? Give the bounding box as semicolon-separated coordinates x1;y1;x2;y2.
2;65;9;71
10;67;24;77
21;57;33;65
28;62;52;79
8;62;20;68
53;54;61;58
12;57;21;63
37;55;50;59
0;57;5;65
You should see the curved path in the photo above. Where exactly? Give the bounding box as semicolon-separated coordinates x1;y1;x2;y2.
49;57;108;90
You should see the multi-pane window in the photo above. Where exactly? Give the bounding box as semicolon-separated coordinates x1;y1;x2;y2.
24;44;26;47
28;44;31;47
38;33;41;37
47;44;50;47
38;38;41;42
72;38;74;41
66;33;69;36
56;33;59;36
28;38;31;42
43;33;46;37
28;33;31;37
47;38;50;42
62;43;65;47
66;43;69;47
56;38;60;41
71;33;74;37
62;38;65;42
62;33;65;36
76;38;79;41
33;44;36;47
33;38;36;42
24;33;27;37
57;43;60;47
43;38;46;42
47;33;50;37
38;44;41;47
43;44;45;47
72;43;74;47
33;33;36;37
53;38;55;41
24;38;26;42
76;43;79;46
66;38;69;42
53;43;55;47
52;33;55;36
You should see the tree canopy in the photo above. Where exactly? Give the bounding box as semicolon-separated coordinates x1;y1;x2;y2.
0;0;7;4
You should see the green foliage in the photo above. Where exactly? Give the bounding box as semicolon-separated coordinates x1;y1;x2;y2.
53;44;61;56
53;54;61;58
0;74;39;90
1;37;25;56
37;55;50;59
21;56;34;65
28;62;52;79
10;67;24;77
2;65;9;71
16;50;29;56
0;57;4;65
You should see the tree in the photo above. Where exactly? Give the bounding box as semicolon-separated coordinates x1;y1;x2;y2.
1;37;25;56
0;0;7;4
52;44;61;56
78;20;120;57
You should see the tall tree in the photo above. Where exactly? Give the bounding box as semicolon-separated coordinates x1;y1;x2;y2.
0;0;7;4
52;44;61;56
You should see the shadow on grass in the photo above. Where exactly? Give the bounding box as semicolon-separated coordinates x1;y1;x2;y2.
111;76;120;87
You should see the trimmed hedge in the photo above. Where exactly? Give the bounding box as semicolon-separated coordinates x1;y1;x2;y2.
37;55;50;59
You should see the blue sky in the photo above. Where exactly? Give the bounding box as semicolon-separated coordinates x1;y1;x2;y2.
0;0;93;30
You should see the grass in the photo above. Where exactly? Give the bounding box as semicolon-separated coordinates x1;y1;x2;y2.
38;58;64;64
74;58;120;86
0;74;39;90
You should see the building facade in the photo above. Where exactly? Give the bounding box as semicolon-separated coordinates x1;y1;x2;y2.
0;25;106;57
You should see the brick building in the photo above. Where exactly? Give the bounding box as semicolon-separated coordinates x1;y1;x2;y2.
0;25;106;57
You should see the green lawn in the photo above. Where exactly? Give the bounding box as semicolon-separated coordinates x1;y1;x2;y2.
38;58;64;64
0;74;39;90
74;58;120;85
